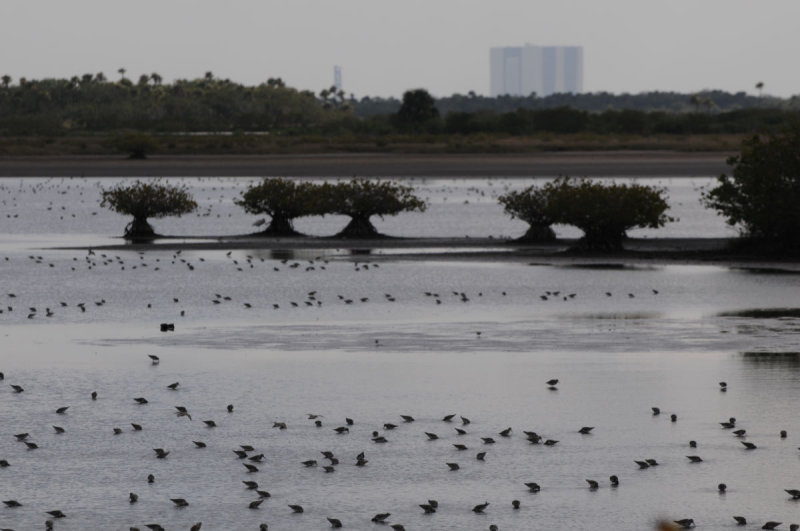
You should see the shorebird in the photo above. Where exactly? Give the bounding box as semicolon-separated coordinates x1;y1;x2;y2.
190;523;202;531
148;354;160;365
785;489;800;499
0;460;9;467
131;423;142;431
512;500;521;509
652;407;660;415
578;426;594;434
733;516;747;525
686;455;703;463
243;481;258;490
130;492;138;503
400;415;415;422
586;479;599;489
3;500;22;507
477;451;486;461
446;462;460;470
134;397;148;404
472;501;490;513
371;513;391;523
546;379;558;388
244;463;259;473
249;499;264;509
718;483;727;492
327;518;343;528
741;441;757;450
153;448;169;459
610;475;619;486
525;482;541;492
46;510;66;518
442;414;455;422
635;460;650;469
673;519;695;528
288;504;304;513
453;444;468;450
499;427;512;437
56;406;69;414
425;432;439;440
193;441;206;448
203;420;216;427
166;382;179;390
420;503;436;513
11;385;23;393
482;437;496;444
762;522;782;530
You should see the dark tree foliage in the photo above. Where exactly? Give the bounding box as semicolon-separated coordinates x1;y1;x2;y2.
546;177;673;250
392;89;440;132
498;186;556;242
100;180;197;239
703;125;800;245
324;179;426;238
235;178;323;236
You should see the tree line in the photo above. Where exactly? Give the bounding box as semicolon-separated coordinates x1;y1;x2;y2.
0;73;798;137
102;125;800;252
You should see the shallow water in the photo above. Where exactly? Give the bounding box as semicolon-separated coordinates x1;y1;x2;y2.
2;177;799;530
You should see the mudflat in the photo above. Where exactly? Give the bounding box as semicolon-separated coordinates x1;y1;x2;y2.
0;151;731;177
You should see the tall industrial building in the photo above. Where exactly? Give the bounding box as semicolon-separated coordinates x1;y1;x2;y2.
490;44;583;97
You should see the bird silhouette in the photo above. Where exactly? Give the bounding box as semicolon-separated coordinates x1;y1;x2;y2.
170;498;189;507
288;504;304;513
473;501;489;513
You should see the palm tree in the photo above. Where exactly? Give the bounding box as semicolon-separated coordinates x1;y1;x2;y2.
150;73;162;86
756;81;764;97
95;72;106;83
117;68;126;81
1;75;11;89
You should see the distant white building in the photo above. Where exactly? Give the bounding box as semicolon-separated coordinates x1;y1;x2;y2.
490;44;583;97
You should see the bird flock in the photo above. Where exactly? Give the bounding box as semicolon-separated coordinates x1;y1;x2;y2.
4;361;800;530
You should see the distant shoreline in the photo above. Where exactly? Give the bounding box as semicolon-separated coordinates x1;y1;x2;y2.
0;151;730;178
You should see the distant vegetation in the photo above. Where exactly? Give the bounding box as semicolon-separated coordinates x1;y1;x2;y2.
499;178;673;250
0;73;798;152
704;123;800;248
100;180;197;239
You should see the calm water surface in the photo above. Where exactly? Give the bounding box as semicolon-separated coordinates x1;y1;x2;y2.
1;177;799;531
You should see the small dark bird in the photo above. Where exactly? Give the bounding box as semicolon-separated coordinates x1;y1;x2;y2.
193;441;206;448
762;523;782;530
785;489;800;499
227;404;234;412
244;463;259;473
425;432;439;440
11;385;23;393
455;428;467;435
0;459;9;467
499;427;512;437
56;406;69;414
256;490;271;498
544;440;559;446
272;422;287;429
673;519;695;528
148;355;160;364
733;429;746;437
243;481;258;490
130;492;138;503
420;503;436;514
134;397;148;404
384;423;398;430
453;444;468;450
635;460;650;469
390;525;405;531
546;379;558;387
400;415;415;422
3;500;22;507
345;417;353;425
323;465;335;473
476;451;486;461
249;499;263;509
302;460;318;467
578;426;594;434
671;414;678;422
733;516;747;525
371;513;391;523
741;441;757;450
512;499;521;509
473;501;490;513
259;525;268;531
525;482;541;492
233;450;248;459
461;416;471;425
482;437;495;444
249;454;264;462
689;440;697;448
447;462;460;471
91;391;97;400
203;420;216;427
190;523;202;531
718;483;727;493
47;510;66;518
171;498;189;507
14;433;29;440
53;425;65;434
153;448;169;459
781;430;788;438
167;382;179;390
586;479;599;489
372;436;388;443
24;442;38;450
131;423;142;431
652;407;660;415
442;414;456;422
610;475;619;486
645;459;659;466
687;455;703;463
289;504;304;513
327;518;343;528
147;474;155;483
333;427;349;434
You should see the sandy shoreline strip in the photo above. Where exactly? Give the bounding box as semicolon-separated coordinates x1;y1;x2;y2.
0;151;731;177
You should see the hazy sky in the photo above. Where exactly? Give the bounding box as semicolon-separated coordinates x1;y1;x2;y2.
2;0;798;98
